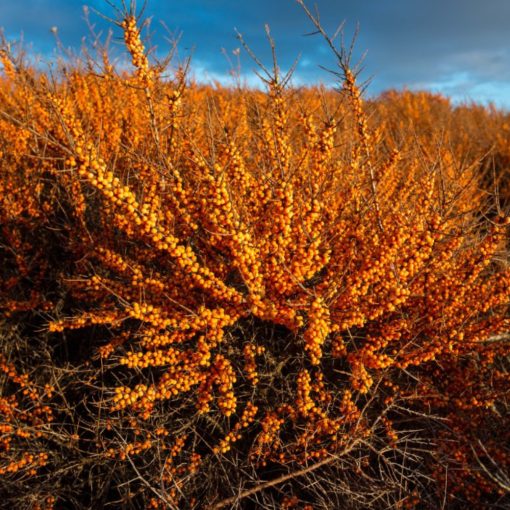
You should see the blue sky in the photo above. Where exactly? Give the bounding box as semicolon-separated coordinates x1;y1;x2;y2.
2;0;510;108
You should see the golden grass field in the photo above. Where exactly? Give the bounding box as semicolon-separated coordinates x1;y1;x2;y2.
0;2;509;508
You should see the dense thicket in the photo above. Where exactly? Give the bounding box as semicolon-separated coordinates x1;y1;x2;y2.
0;4;509;509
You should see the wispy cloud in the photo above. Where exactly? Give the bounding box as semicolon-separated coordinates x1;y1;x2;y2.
2;0;510;107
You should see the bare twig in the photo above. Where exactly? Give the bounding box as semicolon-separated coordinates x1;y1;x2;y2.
208;441;361;509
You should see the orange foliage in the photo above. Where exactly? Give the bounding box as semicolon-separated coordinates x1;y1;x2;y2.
0;5;509;509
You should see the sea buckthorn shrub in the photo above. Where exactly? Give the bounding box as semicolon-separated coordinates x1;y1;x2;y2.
1;3;510;509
